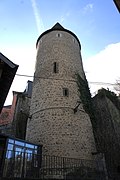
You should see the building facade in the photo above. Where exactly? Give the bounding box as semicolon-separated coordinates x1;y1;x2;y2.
26;23;96;160
0;81;32;138
0;92;17;135
12;81;33;139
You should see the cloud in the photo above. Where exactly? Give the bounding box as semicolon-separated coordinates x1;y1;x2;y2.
1;45;36;105
3;41;120;104
83;3;94;14
83;42;120;95
30;0;44;34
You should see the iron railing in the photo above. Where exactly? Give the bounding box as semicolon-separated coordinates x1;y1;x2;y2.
0;149;106;179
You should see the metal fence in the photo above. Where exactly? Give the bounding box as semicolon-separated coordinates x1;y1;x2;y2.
0;149;106;179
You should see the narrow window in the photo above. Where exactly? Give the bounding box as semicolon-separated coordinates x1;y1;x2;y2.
73;38;76;43
53;62;58;73
63;88;69;97
56;33;62;37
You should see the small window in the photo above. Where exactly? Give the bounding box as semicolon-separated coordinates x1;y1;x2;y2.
8;139;14;143
53;62;58;73
73;38;76;43
56;33;62;37
63;88;69;97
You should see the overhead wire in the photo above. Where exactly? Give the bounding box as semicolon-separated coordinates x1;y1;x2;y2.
15;73;117;86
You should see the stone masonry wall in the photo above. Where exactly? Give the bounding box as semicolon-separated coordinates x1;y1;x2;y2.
35;31;85;81
107;97;120;142
26;29;96;160
92;92;120;176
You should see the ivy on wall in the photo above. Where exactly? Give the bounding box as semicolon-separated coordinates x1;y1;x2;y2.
76;74;120;174
76;73;99;150
76;73;94;120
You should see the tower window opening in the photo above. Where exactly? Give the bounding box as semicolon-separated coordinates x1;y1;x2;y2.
73;38;76;43
63;88;69;97
53;62;58;73
56;33;62;37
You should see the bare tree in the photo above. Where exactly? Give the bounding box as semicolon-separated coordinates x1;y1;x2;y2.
114;79;120;95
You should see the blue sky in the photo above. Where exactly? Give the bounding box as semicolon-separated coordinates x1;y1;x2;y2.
0;0;120;104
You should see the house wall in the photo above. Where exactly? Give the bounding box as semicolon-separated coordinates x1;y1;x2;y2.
0;93;17;126
12;93;31;139
0;81;32;138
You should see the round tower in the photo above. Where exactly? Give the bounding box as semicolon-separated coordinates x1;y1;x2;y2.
26;23;96;159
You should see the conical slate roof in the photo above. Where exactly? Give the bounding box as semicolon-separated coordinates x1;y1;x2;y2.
36;22;81;48
51;22;64;30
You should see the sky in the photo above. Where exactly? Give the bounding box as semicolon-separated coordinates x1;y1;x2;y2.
0;0;120;105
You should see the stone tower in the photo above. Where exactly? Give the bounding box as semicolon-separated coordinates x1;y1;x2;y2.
26;23;96;159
